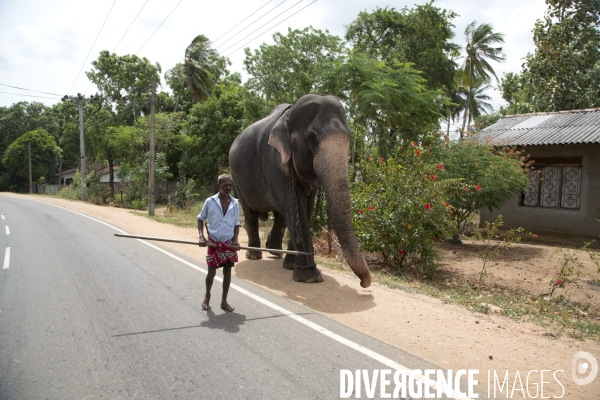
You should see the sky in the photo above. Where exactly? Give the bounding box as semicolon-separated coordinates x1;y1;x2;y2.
0;0;548;111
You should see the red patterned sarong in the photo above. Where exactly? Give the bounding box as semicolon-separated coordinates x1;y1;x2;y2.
206;238;238;268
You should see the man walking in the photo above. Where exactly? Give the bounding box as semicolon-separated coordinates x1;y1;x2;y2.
198;174;240;312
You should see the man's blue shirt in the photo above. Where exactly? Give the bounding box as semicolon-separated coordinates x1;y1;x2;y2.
197;193;240;243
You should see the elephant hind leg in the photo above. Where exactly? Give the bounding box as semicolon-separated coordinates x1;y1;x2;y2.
265;211;286;258
240;202;262;260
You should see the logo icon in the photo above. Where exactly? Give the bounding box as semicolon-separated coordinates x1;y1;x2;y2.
572;351;598;386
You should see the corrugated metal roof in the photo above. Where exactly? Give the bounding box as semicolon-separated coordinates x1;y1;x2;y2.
476;108;600;146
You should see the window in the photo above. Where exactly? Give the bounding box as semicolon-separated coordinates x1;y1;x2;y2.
521;158;582;210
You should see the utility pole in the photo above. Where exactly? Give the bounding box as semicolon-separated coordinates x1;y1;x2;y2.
58;158;63;187
148;77;156;216
28;142;32;194
62;94;91;201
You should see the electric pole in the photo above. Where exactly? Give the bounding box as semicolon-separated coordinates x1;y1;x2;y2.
62;93;91;201
28;142;32;194
148;77;156;216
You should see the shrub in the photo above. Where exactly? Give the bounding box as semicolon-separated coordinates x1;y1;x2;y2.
351;145;461;276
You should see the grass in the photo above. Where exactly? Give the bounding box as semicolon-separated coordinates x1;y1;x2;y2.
130;202;204;229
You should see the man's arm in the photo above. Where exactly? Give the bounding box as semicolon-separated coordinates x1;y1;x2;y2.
198;218;207;247
231;225;240;249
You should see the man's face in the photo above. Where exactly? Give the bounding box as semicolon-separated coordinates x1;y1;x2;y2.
219;178;233;196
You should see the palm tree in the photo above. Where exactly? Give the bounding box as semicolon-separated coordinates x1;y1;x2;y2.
167;35;219;111
462;79;494;132
460;21;505;135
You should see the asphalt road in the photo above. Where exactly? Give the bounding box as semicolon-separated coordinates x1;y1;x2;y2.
0;195;475;400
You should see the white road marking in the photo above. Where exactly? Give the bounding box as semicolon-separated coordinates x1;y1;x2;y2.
22;198;471;400
1;215;5;220
5;226;9;235
3;247;10;269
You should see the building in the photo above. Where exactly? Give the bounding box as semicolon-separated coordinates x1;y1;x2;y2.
475;108;600;236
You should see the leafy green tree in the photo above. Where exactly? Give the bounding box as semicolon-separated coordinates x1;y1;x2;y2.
460;21;505;135
521;0;600;111
333;52;452;156
2;129;61;185
244;26;345;103
345;3;460;94
86;51;161;125
461;78;494;131
179;82;247;187
437;140;529;236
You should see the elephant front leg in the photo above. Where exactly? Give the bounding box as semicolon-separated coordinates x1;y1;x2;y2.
285;189;323;283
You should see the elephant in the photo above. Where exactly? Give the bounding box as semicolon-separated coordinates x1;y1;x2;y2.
229;94;371;288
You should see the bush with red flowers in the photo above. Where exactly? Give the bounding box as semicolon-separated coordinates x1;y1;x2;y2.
351;145;461;276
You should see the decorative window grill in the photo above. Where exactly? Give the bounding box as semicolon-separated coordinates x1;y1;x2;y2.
521;158;582;210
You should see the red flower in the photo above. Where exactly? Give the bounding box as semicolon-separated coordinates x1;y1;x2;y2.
399;250;405;255
424;203;431;210
465;186;469;192
359;209;364;214
380;158;385;163
445;201;450;207
412;141;417;146
533;234;538;238
438;163;443;170
556;280;562;286
369;206;374;211
431;174;436;180
476;185;481;191
415;150;421;156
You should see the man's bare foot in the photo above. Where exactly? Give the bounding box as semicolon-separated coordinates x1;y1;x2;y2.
221;301;235;312
201;295;210;310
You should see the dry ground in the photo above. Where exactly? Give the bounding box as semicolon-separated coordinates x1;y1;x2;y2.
6;193;600;399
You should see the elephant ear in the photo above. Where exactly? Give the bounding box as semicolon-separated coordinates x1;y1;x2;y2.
268;108;292;165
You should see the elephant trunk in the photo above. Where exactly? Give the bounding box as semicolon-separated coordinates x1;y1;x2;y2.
314;138;371;288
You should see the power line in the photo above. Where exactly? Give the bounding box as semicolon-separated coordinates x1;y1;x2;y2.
126;0;169;54
212;0;273;45
216;0;288;50
224;0;316;56
136;0;184;54
67;0;118;95
113;0;150;53
0;91;60;100
0;83;63;97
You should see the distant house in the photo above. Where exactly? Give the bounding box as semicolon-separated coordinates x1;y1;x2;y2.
99;166;120;183
475;108;600;236
56;168;78;185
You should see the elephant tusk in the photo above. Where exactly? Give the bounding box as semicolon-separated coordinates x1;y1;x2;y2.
114;233;314;256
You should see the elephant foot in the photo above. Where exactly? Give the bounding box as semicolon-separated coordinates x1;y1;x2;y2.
283;254;295;270
265;238;282;258
293;265;323;283
246;250;262;260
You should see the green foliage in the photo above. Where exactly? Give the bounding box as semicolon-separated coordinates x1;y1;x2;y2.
345;4;460;94
333;52;452;156
118;152;172;205
178;83;247;187
506;0;600;112
474;111;502;131
170;178;202;210
437;140;529;233
469;215;529;282
1;129;61;182
351;146;460;275
548;245;587;298
86;51;161;125
244;26;344;103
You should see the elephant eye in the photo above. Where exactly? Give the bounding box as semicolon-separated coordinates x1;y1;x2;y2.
307;131;318;144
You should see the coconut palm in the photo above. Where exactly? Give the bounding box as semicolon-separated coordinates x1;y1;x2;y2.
167;35;219;111
462;80;494;132
460;21;505;135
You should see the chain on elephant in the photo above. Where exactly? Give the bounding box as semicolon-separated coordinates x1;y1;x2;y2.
288;159;316;270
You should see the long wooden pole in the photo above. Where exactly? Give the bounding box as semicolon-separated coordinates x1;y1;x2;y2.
114;233;313;256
